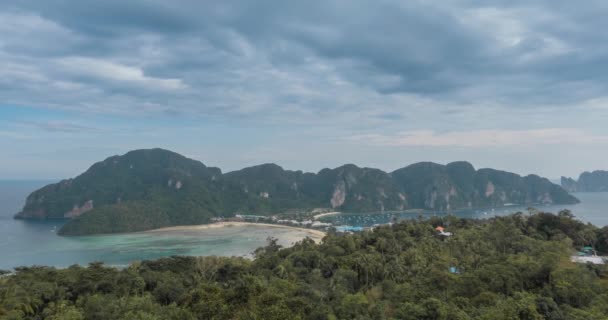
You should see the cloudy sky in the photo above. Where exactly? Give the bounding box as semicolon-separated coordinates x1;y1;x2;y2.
1;1;608;180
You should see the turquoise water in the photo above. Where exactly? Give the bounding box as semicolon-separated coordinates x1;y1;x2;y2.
1;181;607;270
322;192;608;228
0;181;315;269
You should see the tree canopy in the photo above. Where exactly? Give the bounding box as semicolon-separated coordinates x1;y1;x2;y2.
15;148;578;236
2;211;607;319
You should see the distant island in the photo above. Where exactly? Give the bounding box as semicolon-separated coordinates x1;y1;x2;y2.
15;148;579;236
562;171;608;192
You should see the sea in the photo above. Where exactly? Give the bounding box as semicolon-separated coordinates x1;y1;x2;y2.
0;180;316;270
1;180;607;270
322;193;608;228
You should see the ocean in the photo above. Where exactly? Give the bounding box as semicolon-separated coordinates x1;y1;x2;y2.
321;193;608;228
1;181;607;270
0;181;315;269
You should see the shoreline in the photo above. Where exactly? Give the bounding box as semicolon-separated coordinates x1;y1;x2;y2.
144;221;327;242
312;211;341;220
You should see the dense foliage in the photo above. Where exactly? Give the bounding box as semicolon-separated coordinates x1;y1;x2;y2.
2;212;608;319
562;171;608;192
16;149;579;235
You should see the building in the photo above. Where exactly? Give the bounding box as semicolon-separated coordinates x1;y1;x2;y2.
435;226;453;237
571;256;605;265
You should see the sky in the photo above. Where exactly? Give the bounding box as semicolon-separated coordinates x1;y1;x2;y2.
2;1;608;180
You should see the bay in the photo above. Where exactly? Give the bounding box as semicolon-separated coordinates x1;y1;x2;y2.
1;181;607;270
0;181;317;269
322;192;608;227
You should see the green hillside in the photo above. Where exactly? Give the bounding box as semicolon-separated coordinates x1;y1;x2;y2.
562;171;608;192
14;149;579;235
2;212;607;319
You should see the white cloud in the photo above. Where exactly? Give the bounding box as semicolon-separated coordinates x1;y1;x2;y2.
461;6;574;62
0;11;78;50
348;129;608;148
0;130;32;139
56;57;185;91
2;1;608;179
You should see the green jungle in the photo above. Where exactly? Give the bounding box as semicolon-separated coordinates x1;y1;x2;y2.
2;211;608;320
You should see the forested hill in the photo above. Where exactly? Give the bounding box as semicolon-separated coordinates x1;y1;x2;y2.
14;148;579;235
562;170;608;192
1;212;607;319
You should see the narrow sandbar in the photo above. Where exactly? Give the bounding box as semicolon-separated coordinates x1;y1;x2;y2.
144;222;326;243
313;211;341;220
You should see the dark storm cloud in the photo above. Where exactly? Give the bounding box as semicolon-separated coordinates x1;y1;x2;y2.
2;0;608;120
2;1;198;35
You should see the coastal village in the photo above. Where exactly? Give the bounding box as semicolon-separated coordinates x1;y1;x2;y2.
211;211;362;232
214;210;608;266
214;209;460;237
211;209;385;234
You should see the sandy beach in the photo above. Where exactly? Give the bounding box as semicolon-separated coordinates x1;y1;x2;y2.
312;211;341;220
144;221;326;243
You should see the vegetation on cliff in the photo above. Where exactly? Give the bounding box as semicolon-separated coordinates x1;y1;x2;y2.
15;149;579;235
2;212;608;319
562;171;608;192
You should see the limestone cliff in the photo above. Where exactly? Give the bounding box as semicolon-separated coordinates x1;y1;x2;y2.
562;171;608;192
15;148;579;235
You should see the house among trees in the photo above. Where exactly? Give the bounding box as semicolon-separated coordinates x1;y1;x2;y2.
571;246;606;264
435;226;453;237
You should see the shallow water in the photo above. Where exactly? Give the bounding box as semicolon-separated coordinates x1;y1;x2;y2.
1;181;606;269
322;192;608;227
0;181;316;269
0;219;315;269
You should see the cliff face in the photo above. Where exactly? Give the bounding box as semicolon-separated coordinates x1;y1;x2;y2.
560;171;608;192
15;148;579;235
578;171;608;192
222;163;406;213
15;148;224;221
561;177;579;193
390;163;577;211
